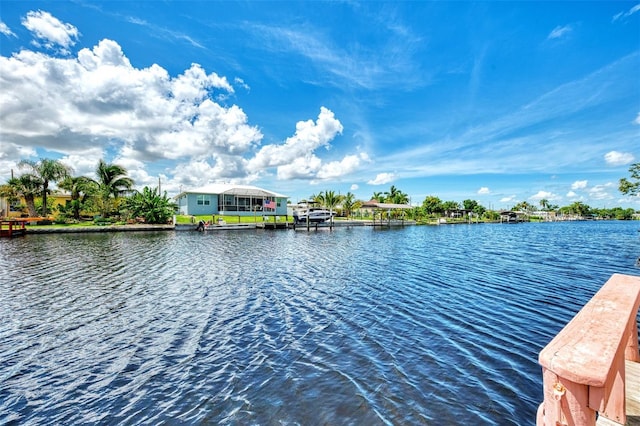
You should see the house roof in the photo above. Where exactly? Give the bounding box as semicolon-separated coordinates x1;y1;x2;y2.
180;183;288;199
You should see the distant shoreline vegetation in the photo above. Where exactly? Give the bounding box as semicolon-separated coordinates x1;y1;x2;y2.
1;158;639;226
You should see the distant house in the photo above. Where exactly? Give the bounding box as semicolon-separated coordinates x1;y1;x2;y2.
175;183;289;217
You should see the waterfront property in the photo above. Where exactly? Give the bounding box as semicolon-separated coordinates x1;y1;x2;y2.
2;221;639;424
174;183;289;218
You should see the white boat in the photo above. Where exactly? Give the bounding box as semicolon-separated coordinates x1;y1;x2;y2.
293;208;336;224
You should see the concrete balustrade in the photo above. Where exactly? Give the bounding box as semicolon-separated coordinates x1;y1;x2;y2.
537;273;640;425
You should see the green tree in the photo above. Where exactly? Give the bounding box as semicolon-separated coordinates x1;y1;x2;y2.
463;199;479;211
1;174;43;217
619;163;640;196
422;196;443;215
95;159;134;217
539;199;549;211
442;200;460;213
341;192;360;219
371;191;385;203
473;204;486;217
566;201;591;217
122;186;177;224
58;175;98;220
382;185;409;204
19;158;71;217
320;190;343;225
513;201;534;213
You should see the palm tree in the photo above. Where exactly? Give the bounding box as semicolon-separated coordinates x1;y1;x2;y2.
58;175;98;220
372;191;385;202
322;190;343;226
1;174;43;217
341;192;361;219
19;158;71;216
95;159;134;217
310;192;325;207
539;199;549;211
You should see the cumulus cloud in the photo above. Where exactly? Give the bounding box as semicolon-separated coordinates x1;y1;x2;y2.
316;153;369;180
548;25;572;40
243;106;366;182
604;150;635;166
0;22;16;37
500;195;516;203
529;190;560;201
571;180;588;190
350;184;359;191
248;107;343;172
0;38;257;163
368;172;395;185
0;11;368;190
22;10;79;53
276;155;323;180
477;187;490;194
635;112;640;125
566;191;577;198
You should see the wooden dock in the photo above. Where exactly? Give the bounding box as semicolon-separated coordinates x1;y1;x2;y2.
0;220;26;237
596;360;640;425
537;273;640;426
596;361;640;426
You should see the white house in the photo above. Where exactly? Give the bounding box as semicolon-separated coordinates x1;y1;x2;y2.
175;183;289;217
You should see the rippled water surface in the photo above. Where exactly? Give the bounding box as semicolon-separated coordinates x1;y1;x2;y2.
1;221;639;425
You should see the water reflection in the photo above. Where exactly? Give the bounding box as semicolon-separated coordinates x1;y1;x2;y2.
0;221;638;424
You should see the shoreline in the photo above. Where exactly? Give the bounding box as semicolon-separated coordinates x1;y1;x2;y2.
25;224;176;234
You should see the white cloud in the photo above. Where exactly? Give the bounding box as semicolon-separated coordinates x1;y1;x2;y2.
634;112;640;125
245;106;366;182
368;172;395;185
234;77;250;91
529;190;560;201
276;155;323;180
566;191;577;198
0;19;367;189
0;37;257;169
571;180;588;190
548;25;572;40
0;22;16;37
613;4;640;21
248;107;343;172
477;187;490;194
604;150;635;166
350;184;359;191
500;195;516;203
316;153;368;180
588;183;614;200
22;10;79;52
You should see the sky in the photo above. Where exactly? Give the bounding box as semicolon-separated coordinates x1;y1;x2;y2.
0;1;639;209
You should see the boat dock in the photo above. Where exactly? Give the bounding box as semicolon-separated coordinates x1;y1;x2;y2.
537;273;640;425
0;220;26;238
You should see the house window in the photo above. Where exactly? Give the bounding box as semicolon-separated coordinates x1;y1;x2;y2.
197;195;210;205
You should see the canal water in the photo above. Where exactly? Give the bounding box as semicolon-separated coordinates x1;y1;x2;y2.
1;221;638;425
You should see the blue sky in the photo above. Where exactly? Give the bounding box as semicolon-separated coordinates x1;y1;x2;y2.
1;1;638;209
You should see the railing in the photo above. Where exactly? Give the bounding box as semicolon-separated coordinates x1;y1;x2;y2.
537;273;640;425
0;220;27;237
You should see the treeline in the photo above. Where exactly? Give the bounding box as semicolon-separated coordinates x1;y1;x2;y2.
0;158;176;224
306;186;637;222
